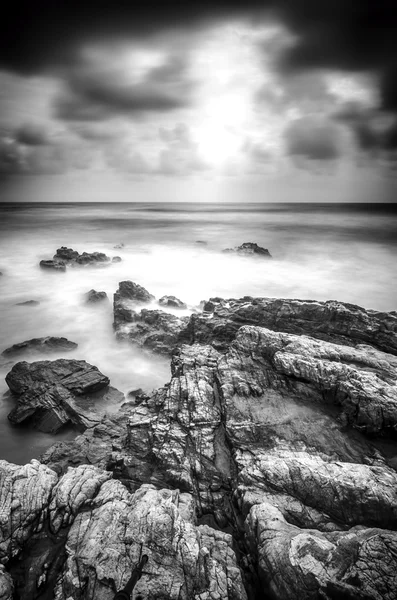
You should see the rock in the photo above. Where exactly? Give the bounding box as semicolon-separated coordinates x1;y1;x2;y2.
159;295;187;309
222;242;272;257
0;459;58;562
85;289;108;304
1;336;78;359
182;296;397;355
0;271;3;276
114;308;189;355
54;247;79;262
246;501;397;600
112;256;122;262
48;247;112;268
0;565;13;600
114;280;155;305
39;260;66;272
15;300;40;306
6;358;123;433
114;243;124;249
0;460;248;600
196;240;207;245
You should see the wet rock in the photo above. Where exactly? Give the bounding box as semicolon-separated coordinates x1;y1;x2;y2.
114;243;124;249
15;300;40;306
222;242;272;257
0;459;58;562
183;296;397;355
85;289;108;304
246;502;397;600
0;565;13;600
196;240;207;245
1;337;78;359
114;280;155;305
159;295;187;309
39;260;66;272
50;247;112;268
5;359;122;433
112;256;122;262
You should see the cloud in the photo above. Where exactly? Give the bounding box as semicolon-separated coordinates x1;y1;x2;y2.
284;117;341;162
334;101;397;156
15;123;48;146
54;52;192;122
156;123;209;175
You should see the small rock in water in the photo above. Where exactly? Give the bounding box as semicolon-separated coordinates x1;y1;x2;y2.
112;256;122;262
15;300;40;306
222;242;272;257
2;336;78;358
158;295;187;309
114;243;124;249
196;240;207;245
85;289;108;304
39;259;66;272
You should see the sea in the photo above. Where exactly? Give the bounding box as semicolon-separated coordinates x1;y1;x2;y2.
0;201;396;464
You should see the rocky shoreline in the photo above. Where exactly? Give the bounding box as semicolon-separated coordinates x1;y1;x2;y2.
1;274;397;599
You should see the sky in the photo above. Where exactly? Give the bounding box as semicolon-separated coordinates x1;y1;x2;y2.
0;0;397;203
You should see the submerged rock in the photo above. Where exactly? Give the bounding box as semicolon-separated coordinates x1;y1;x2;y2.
1;336;78;359
6;358;123;433
159;295;187;309
39;259;66;272
85;289;108;304
15;300;40;306
222;242;272;257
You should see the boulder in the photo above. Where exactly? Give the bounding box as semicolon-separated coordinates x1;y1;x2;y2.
159;295;187;309
45;247;112;269
112;256;122;262
114;280;155;305
1;336;78;359
39;260;66;272
85;289;108;304
222;242;272;257
6;358;123;433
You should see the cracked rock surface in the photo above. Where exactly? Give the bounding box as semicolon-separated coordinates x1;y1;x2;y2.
5;359;123;433
1;295;397;599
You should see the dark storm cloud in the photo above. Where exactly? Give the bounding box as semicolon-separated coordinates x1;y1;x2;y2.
2;1;395;77
54;54;191;122
335;102;397;154
285;117;341;161
15;124;48;146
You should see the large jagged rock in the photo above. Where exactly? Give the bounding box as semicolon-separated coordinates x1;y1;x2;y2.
182;297;397;355
41;320;397;600
0;565;13;600
222;242;272;257
1;337;78;360
246;502;397;600
5;359;123;433
0;461;247;600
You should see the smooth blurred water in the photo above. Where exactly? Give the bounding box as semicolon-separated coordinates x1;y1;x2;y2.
0;201;396;463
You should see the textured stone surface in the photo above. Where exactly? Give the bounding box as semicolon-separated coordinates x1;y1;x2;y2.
6;359;123;433
2;293;397;600
1;337;78;359
181;297;397;355
54;246;111;266
246;502;397;600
